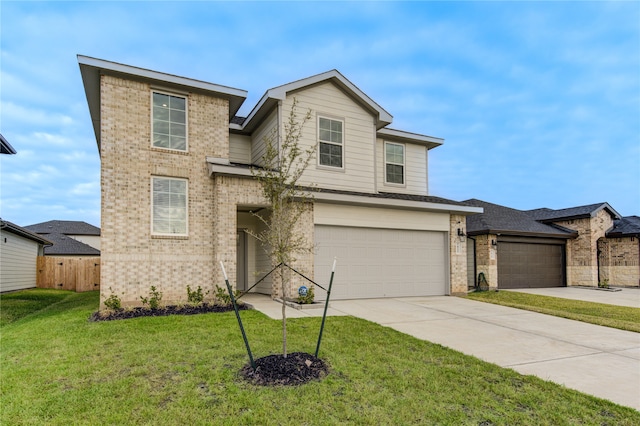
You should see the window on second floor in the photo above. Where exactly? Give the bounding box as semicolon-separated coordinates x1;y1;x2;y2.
318;117;343;168
152;91;187;151
152;176;188;236
385;142;405;185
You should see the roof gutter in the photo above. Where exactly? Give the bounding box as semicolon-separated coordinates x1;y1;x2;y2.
1;221;54;246
466;229;577;239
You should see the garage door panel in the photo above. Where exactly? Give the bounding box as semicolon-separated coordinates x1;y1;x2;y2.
314;225;447;300
497;242;565;289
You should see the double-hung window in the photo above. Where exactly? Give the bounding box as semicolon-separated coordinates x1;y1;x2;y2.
152;177;188;236
385;142;405;185
152;91;187;151
318;117;343;168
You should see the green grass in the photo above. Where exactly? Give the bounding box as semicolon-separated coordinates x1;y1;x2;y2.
2;290;639;425
0;288;72;326
467;290;640;333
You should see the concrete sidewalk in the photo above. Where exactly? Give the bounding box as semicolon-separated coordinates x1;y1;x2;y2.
242;293;640;411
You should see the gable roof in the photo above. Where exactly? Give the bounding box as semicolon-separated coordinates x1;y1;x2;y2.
1;133;17;154
607;216;640;238
237;69;393;133
463;199;577;239
1;219;53;245
525;202;621;222
40;232;100;256
25;220;100;236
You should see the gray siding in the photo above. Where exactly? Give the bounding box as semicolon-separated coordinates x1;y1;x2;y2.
0;230;39;292
251;109;278;166
377;139;428;195
229;133;252;164
284;83;377;193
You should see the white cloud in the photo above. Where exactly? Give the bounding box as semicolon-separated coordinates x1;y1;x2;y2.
1;102;74;128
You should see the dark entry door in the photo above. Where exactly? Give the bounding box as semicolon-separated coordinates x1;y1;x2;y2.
497;241;565;288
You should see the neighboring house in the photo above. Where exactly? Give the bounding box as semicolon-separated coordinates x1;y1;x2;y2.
0;219;52;292
78;55;481;305
465;200;639;289
1;133;17;155
24;220;101;257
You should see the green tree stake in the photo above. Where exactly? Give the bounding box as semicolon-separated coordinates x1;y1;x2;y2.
220;261;255;370
315;258;337;358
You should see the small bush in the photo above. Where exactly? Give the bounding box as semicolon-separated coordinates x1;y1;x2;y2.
103;288;123;311
214;285;240;306
297;285;315;304
187;285;208;305
140;286;163;310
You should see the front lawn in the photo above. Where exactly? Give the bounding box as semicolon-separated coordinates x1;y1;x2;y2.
467;290;640;333
2;290;638;425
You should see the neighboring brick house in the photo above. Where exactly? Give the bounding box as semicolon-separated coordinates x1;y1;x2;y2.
24;220;101;257
78;55;481;306
465;200;639;289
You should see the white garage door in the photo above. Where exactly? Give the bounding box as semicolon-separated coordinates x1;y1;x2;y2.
314;225;447;300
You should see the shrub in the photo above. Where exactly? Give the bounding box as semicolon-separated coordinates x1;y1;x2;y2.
103;288;123;311
187;285;208;305
297;285;315;304
140;286;163;310
214;285;240;306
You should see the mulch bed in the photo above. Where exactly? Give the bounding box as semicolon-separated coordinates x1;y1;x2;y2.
89;302;249;322
241;352;329;386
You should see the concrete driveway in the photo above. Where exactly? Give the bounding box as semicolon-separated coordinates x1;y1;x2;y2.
506;286;640;308
243;293;640;411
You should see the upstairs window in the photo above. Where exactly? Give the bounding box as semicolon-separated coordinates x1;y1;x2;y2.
152;91;187;151
152;177;188;236
385;142;405;185
318;117;343;168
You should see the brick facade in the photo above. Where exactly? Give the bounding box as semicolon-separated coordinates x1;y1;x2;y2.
449;215;468;295
555;209;614;287
598;237;640;287
473;234;498;289
100;75;228;306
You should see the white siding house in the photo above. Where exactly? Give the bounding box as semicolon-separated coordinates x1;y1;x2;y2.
0;220;52;293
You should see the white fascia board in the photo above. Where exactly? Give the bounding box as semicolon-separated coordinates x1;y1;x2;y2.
78;55;247;99
377;128;444;149
310;192;483;215
207;160;254;178
240;69;394;132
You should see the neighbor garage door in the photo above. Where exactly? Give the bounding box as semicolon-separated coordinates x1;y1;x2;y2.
314;225;447;300
497;239;565;289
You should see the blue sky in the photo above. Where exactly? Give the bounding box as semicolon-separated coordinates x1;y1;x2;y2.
1;1;638;228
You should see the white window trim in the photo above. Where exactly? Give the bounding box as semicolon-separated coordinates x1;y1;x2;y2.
317;115;345;170
151;90;189;152
151;176;189;237
384;141;406;186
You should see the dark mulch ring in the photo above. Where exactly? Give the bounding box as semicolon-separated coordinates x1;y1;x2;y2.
89;302;250;322
241;352;330;386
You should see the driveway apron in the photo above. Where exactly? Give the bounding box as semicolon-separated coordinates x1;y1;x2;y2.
327;297;640;411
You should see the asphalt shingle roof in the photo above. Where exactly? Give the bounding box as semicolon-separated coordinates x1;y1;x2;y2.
41;233;101;256
607;216;640;238
25;220;100;236
463;199;576;238
525;203;620;222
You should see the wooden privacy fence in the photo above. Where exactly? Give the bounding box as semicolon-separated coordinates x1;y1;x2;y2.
37;257;100;292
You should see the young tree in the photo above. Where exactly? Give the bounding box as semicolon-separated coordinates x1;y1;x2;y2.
251;98;315;357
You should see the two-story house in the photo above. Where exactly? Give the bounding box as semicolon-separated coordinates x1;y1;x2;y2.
78;55;481;306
